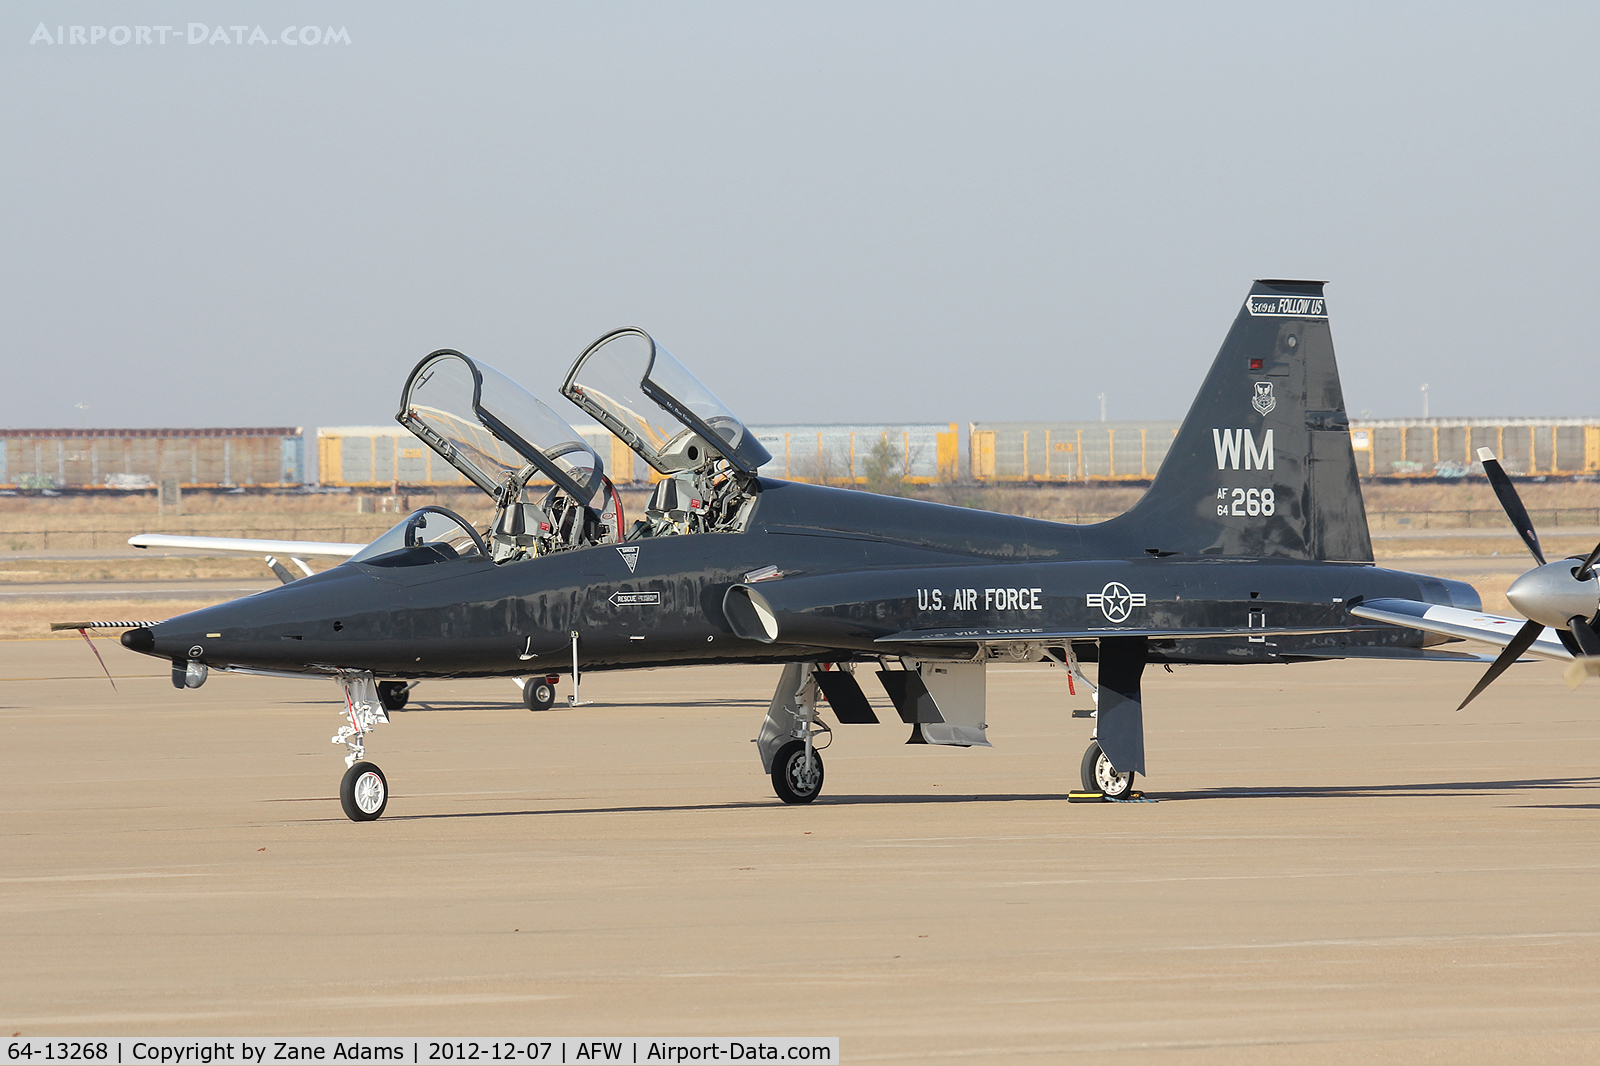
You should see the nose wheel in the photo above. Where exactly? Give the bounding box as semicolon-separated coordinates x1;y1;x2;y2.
1081;740;1135;799
340;761;388;821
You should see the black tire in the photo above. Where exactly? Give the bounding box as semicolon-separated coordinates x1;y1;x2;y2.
771;740;825;804
377;681;409;711
523;678;556;711
1080;740;1134;799
340;761;388;821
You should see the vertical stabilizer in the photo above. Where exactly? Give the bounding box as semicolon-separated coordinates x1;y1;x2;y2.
1107;281;1372;562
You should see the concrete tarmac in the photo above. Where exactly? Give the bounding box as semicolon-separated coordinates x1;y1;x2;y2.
4;641;1600;1061
0;580;277;602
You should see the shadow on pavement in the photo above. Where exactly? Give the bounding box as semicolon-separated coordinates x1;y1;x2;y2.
359;792;1065;822
285;777;1600;822
1158;776;1600;801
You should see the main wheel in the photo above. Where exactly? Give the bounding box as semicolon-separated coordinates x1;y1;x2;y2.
1081;740;1134;799
771;740;825;804
377;681;409;711
340;761;388;821
523;678;556;711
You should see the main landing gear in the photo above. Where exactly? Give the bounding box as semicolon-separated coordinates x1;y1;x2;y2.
1080;740;1135;800
1057;637;1148;801
1048;644;1135;800
756;663;831;804
771;739;825;803
332;672;391;822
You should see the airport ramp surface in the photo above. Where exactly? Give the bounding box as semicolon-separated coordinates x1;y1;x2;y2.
3;645;1600;1061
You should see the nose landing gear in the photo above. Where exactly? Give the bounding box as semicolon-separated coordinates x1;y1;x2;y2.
332;673;391;821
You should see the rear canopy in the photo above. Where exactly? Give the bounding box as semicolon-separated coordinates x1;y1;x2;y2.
561;328;770;475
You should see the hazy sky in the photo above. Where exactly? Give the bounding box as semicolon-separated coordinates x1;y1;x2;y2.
4;2;1597;432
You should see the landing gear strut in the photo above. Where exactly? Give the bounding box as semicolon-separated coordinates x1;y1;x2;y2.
1087;637;1148;797
756;663;832;804
332;672;391;821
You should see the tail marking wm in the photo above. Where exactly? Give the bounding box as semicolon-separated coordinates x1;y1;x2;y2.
1212;428;1274;471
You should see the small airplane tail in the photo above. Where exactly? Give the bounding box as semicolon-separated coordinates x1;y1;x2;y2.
1107;280;1373;562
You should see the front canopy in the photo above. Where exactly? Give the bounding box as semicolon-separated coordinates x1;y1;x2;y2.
560;328;770;475
398;349;604;504
347;506;487;566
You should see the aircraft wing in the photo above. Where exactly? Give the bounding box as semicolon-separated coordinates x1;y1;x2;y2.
1350;598;1573;661
127;533;366;557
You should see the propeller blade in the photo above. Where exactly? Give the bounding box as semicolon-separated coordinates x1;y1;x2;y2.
1565;615;1600;688
1576;540;1600;582
1476;448;1544;565
1569;616;1600;656
1457;618;1544;710
1565;657;1600;690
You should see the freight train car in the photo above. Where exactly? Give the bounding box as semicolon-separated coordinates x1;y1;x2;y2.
969;421;1180;482
1349;418;1600;478
970;418;1600;483
750;424;959;484
0;428;304;490
317;425;637;488
317;425;962;488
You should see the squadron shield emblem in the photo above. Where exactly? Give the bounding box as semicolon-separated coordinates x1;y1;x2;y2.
1251;381;1276;416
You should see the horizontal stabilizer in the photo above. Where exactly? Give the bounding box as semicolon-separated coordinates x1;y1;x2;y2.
129;533;366;557
1351;599;1572;661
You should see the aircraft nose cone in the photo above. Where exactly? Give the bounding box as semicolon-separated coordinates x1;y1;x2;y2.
1506;561;1599;630
121;626;155;654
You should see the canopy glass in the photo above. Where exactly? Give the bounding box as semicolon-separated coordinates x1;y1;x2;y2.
560;328;770;475
347;506;487;566
397;350;604;504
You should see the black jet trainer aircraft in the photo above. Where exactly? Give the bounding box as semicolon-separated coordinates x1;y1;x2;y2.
92;280;1599;821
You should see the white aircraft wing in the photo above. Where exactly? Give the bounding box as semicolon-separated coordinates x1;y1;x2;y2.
127;533;366;557
1351;598;1572;661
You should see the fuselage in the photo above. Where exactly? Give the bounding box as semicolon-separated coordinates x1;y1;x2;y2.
121;479;1477;677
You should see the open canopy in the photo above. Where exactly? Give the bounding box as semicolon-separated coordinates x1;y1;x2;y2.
397;349;604;504
560;328;770;475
